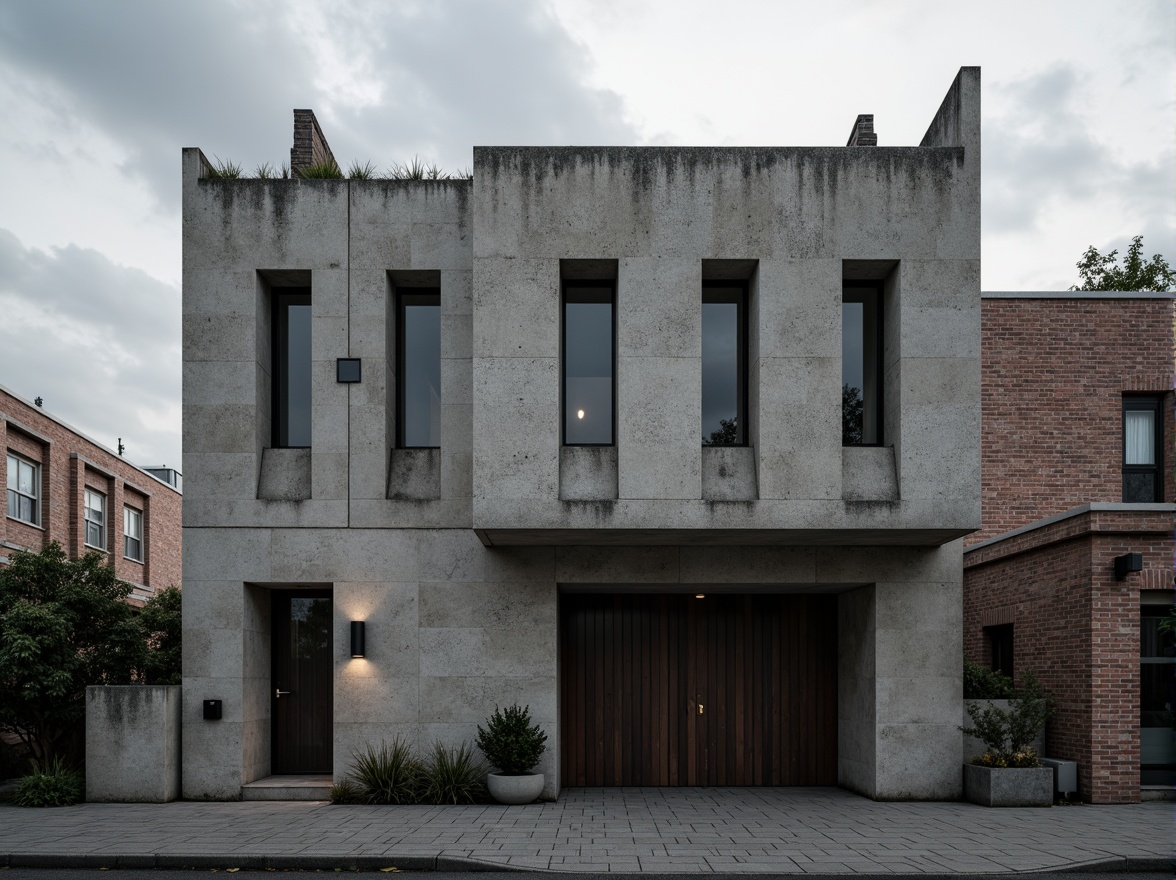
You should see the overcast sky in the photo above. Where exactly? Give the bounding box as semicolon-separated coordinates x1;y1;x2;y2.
0;0;1172;470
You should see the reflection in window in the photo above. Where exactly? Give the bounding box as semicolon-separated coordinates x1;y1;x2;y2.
842;286;882;446
399;291;441;448
6;453;39;525
564;284;614;445
702;285;746;446
274;289;312;448
1123;397;1162;502
124;506;143;562
84;488;105;550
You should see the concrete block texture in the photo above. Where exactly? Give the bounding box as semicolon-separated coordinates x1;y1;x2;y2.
701;446;758;501
257;448;311;500
388;448;441;500
559;445;618;500
86;686;181;802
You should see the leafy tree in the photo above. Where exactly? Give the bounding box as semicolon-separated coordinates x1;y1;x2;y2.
842;384;863;445
703;417;739;447
139;586;182;685
1071;234;1175;291
0;542;146;769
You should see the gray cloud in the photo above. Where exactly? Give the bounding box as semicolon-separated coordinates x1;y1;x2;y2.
0;228;181;468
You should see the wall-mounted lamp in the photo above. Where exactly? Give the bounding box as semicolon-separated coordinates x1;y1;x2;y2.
350;620;366;658
337;358;362;383
1113;552;1143;581
694;593;705;599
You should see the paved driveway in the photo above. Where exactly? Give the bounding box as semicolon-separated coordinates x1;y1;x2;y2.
0;787;1171;873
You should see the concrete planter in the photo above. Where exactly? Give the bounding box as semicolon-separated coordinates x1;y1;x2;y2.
486;772;544;805
86;685;181;803
963;763;1053;807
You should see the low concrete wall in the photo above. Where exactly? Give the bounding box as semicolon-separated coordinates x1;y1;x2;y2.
87;685;181;802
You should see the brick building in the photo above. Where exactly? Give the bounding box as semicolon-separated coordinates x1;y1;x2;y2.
963;292;1176;803
1;383;182;601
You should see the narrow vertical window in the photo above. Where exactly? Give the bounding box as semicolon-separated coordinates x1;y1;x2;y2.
124;506;143;562
985;624;1014;680
398;290;441;448
1123;396;1162;502
6;453;40;525
84;488;106;550
273;288;312;448
563;283;615;445
842;285;883;446
701;284;747;446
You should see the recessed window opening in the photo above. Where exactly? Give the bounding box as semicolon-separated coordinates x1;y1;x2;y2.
985;624;1014;680
1123;395;1163;502
702;284;748;446
563;282;615;446
84;488;106;550
124;506;143;562
273;288;312;448
398;289;441;448
842;285;883;446
6;453;39;526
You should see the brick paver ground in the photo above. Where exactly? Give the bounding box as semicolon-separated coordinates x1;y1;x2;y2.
0;787;1171;873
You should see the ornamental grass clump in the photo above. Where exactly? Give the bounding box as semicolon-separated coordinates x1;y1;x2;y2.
12;758;83;807
476;703;548;775
962;671;1054;768
298;159;344;179
348;738;423;805
421;742;487;805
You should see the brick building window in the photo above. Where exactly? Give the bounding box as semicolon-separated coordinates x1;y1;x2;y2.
1123;396;1162;502
6;453;40;526
84;488;106;550
563;282;615;446
985;623;1014;679
842;284;883;445
701;283;747;446
124;506;143;562
398;290;441;448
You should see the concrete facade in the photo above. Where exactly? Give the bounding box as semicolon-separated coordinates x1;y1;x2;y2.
85;685;182;802
964;293;1176;803
182;71;981;801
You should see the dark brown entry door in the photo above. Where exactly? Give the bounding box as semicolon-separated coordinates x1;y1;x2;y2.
272;590;333;774
560;592;837;786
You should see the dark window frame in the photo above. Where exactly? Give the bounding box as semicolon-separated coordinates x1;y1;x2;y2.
272;288;312;449
561;279;616;447
396;288;442;449
1123;395;1163;502
701;281;749;447
842;282;884;447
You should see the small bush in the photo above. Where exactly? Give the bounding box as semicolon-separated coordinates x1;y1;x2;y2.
12;758;83;807
962;671;1054;767
207;157;243;179
476;703;547;774
298;159;344;179
329;778;365;804
349;738;422;805
255;162;288;179
346;160;379;180
963;654;1014;699
421;742;487;805
973;749;1041;769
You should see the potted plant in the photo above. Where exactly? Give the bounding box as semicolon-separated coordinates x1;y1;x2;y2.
476;703;548;805
961;670;1055;807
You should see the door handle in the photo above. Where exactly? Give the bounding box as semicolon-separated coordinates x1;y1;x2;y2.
275;688;292;699
698;703;704;715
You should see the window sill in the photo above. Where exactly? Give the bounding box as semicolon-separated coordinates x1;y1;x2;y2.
6;515;44;531
124;556;145;565
83;543;108;554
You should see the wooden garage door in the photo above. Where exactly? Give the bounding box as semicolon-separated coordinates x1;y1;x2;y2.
560;593;837;786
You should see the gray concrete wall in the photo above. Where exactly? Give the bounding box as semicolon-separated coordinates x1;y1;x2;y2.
86;685;181;803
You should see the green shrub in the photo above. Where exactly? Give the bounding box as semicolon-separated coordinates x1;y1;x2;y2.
298;160;344;179
329;778;365;805
421;742;487;805
206;157;243;179
139;585;182;685
12;758;83;807
963;654;1013;699
349;738;423;805
346;160;379;180
476;703;547;774
962;670;1054;767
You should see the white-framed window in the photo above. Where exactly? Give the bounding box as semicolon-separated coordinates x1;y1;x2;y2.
124;506;143;562
84;488;106;550
6;453;40;526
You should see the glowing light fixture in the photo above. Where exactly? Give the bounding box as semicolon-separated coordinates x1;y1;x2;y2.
577;409;585;419
350;621;366;658
695;593;705;599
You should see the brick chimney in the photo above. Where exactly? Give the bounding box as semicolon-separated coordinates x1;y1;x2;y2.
846;114;877;146
290;109;338;176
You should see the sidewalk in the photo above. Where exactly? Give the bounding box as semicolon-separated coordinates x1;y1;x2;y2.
0;787;1171;874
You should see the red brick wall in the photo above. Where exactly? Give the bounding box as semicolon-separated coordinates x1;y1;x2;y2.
964;508;1174;803
0;388;181;598
973;297;1176;545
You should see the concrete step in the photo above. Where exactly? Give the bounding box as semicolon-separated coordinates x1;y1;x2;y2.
241;774;332;801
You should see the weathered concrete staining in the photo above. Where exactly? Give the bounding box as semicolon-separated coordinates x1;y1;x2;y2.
86;686;181;802
181;67;980;802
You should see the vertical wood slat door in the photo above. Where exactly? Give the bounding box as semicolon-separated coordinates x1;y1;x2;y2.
560;592;837;786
